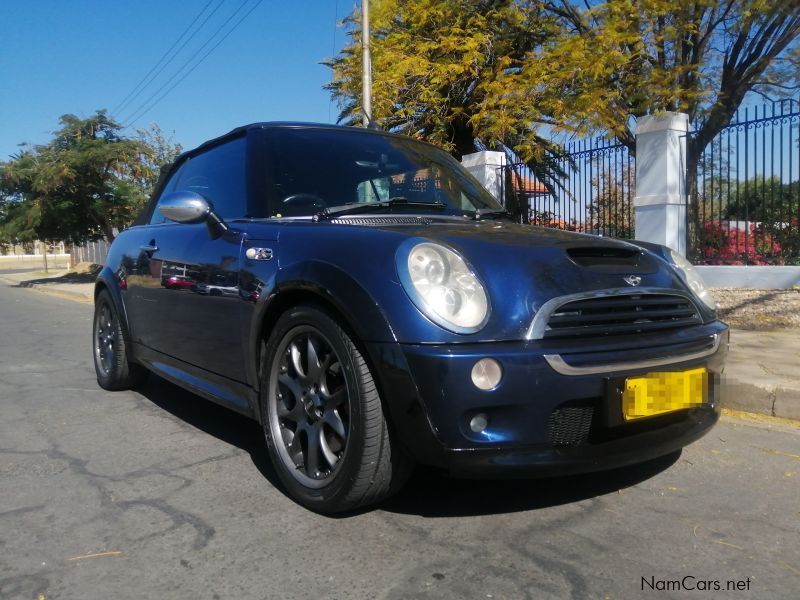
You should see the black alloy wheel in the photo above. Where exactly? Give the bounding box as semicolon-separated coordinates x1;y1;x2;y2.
95;302;116;376
261;304;412;513
270;326;350;486
92;289;147;390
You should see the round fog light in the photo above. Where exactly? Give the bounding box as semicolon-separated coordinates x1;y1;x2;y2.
470;413;489;433
471;358;502;391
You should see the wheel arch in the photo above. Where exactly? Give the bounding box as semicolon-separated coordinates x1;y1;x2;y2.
94;267;133;348
246;262;398;415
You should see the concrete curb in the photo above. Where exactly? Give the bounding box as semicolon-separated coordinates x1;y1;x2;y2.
23;281;93;304
722;379;800;421
696;265;800;289
0;276;94;304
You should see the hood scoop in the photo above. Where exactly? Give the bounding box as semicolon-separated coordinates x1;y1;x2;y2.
566;246;657;273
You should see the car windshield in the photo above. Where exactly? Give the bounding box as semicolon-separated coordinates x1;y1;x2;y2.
263;127;504;218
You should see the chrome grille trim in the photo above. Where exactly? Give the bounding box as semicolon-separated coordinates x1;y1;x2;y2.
526;287;702;340
543;334;720;376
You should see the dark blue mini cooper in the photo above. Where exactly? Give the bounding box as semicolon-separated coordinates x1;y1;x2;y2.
93;123;727;513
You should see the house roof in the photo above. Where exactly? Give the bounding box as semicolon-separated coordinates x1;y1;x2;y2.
511;175;549;195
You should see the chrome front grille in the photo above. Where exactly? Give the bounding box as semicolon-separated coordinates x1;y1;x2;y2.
543;293;702;339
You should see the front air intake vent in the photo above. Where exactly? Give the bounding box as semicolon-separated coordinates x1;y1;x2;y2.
567;246;641;266
544;293;702;338
566;246;657;273
546;405;594;446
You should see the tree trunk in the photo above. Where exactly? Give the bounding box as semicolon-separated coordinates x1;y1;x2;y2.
102;221;116;243
450;118;477;159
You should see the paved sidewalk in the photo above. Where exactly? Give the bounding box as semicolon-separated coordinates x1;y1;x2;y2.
723;329;800;420
1;270;797;419
0;269;93;303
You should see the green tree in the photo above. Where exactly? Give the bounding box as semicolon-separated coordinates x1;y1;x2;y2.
491;1;798;146
724;177;800;223
326;0;568;222
327;0;548;155
328;1;798;222
690;177;799;264
0;186;37;254
0;111;181;244
136;123;184;192
486;0;799;231
588;164;636;238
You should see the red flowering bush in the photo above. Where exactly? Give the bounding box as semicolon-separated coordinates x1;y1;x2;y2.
699;221;783;265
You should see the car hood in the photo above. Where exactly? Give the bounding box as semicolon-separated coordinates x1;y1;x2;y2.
247;218;707;343
374;217;625;249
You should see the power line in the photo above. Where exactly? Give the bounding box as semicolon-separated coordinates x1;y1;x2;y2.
121;0;259;128
112;0;218;116
123;0;264;128
112;0;222;118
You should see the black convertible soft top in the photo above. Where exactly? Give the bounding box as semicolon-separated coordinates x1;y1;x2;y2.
133;122;442;226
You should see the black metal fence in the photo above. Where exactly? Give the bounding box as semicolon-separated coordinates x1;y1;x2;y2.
690;98;800;265
499;137;635;238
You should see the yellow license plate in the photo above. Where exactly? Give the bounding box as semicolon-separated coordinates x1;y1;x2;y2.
621;367;708;421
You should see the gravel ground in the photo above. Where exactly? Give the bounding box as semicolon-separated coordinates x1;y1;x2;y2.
712;288;800;330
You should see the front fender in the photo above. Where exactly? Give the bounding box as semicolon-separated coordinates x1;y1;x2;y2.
274;260;398;343
244;260;399;394
94;266;132;342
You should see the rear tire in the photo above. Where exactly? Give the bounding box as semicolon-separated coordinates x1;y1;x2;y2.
93;289;148;390
261;304;412;513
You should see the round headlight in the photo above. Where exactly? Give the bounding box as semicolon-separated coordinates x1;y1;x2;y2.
399;241;489;333
669;250;717;310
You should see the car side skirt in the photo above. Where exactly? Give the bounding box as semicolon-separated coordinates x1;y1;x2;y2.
133;343;258;420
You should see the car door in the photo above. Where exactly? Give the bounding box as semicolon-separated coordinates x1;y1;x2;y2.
122;163;184;352
150;135;249;382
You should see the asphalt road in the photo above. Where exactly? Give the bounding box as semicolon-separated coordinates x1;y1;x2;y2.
0;268;41;276
1;280;798;600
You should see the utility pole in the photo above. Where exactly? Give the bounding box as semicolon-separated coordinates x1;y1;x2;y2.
361;0;373;128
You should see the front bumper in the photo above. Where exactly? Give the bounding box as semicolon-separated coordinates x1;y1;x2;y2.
367;321;728;477
441;405;718;477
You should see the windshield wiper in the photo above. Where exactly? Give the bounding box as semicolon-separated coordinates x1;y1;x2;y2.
314;197;447;221
472;207;512;220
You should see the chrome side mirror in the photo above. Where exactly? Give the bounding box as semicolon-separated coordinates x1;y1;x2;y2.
159;190;230;239
159;191;211;224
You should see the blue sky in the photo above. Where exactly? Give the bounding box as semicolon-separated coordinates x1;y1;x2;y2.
0;1;351;160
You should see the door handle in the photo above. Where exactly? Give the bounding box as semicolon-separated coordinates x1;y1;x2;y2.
140;243;159;253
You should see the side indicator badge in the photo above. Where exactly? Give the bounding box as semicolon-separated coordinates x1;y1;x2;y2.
245;247;273;261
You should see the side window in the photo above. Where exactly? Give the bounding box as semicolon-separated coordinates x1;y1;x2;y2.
174;136;247;219
149;164;184;225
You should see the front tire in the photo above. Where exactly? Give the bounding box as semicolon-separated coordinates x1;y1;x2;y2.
261;305;412;513
93;289;147;390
